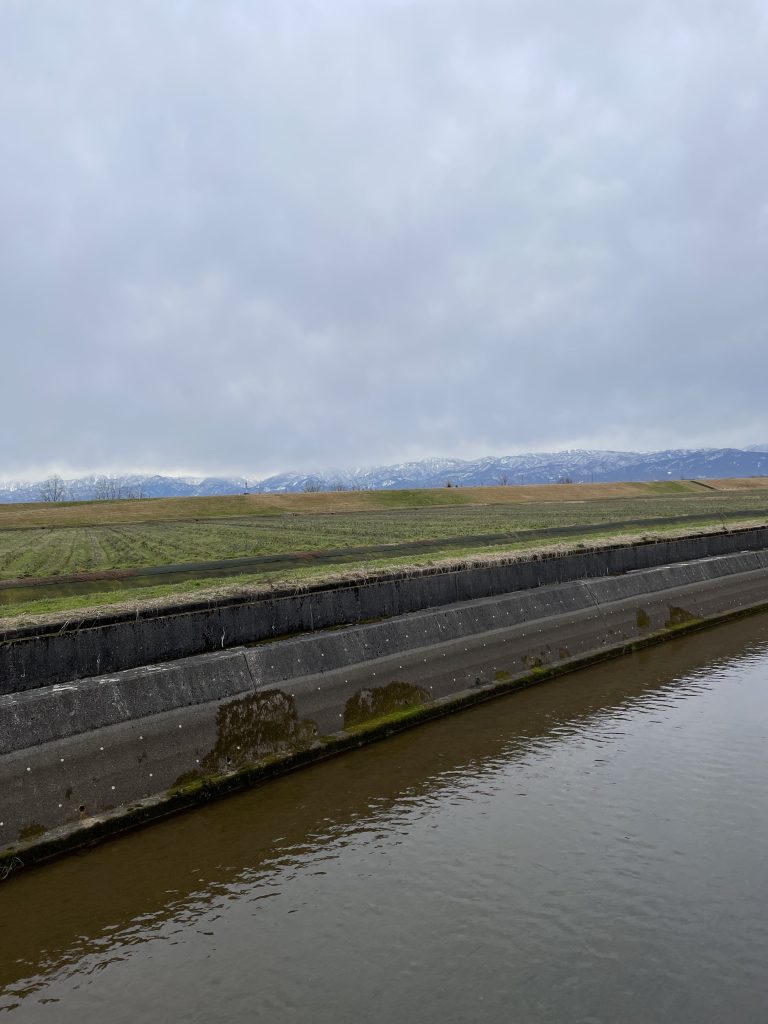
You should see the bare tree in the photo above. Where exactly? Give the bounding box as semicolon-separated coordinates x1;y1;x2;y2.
38;475;68;502
498;472;510;486
93;476;146;500
303;478;324;493
93;475;124;500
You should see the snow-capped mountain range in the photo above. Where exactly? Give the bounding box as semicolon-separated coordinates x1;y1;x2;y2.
2;447;768;503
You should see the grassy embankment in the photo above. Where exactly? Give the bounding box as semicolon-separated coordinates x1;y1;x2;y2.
0;478;766;624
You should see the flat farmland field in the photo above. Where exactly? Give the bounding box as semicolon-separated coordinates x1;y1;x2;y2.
1;479;766;623
0;477;758;530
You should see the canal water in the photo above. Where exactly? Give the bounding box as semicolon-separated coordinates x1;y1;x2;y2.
2;614;768;1022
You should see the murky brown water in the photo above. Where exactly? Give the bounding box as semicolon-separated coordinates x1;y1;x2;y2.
2;614;768;1022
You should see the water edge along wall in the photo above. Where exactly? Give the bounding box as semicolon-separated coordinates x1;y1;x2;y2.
2;525;768;876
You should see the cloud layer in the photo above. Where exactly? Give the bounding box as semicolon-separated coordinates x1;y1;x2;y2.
2;0;767;477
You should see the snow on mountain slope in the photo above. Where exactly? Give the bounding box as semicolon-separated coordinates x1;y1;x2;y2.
2;448;767;502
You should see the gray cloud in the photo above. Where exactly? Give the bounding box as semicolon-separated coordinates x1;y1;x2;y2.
2;0;767;478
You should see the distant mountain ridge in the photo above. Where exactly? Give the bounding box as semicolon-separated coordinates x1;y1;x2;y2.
2;447;768;503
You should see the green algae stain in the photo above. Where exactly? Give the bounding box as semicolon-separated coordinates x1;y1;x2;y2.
171;769;204;791
665;606;695;628
18;822;46;842
494;669;512;682
665;617;702;635
521;653;544;669
344;681;429;730
636;608;651;629
201;690;318;775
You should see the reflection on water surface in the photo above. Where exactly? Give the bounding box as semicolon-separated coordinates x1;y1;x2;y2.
2;614;768;1022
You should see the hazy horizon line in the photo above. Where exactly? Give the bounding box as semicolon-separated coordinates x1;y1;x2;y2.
2;442;766;486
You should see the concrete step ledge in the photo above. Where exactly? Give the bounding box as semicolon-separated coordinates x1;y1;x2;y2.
2;549;767;757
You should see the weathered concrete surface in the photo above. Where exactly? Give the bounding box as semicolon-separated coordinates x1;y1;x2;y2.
3;526;768;694
3;549;768;756
2;547;768;860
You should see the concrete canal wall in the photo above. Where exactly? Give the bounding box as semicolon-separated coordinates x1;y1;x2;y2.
4;548;768;756
3;525;768;694
2;529;768;875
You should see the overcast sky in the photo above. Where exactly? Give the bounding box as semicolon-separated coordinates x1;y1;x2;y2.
2;0;767;479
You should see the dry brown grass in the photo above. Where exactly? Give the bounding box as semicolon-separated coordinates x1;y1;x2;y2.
3;477;766;530
690;477;768;491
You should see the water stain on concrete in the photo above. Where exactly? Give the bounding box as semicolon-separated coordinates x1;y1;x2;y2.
636;608;651;629
18;823;46;842
200;690;318;774
666;606;696;628
344;682;429;730
521;654;545;669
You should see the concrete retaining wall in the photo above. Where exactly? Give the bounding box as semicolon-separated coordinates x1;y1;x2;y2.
3;535;768;869
3;549;768;760
3;526;768;695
